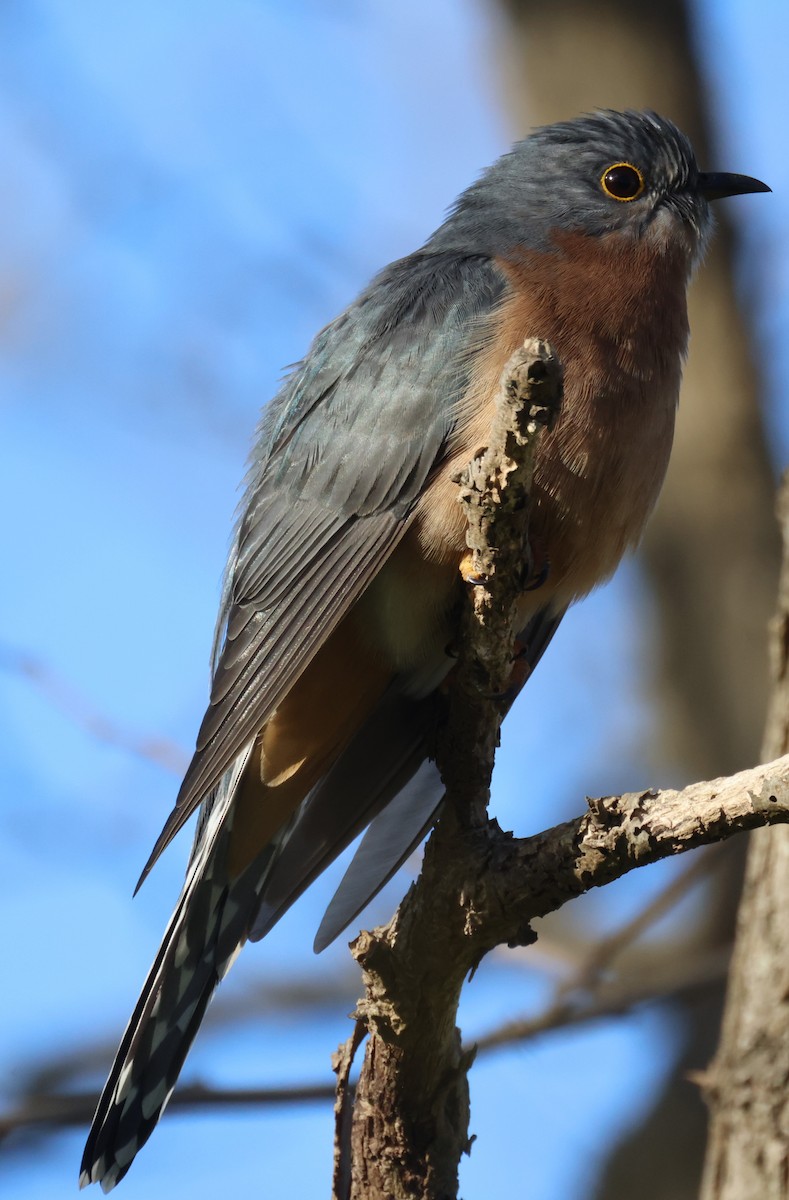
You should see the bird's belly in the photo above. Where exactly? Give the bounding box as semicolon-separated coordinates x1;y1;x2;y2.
530;381;676;603
359;375;676;690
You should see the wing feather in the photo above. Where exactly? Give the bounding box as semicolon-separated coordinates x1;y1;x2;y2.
248;689;435;942
139;252;508;883
311;602;570;949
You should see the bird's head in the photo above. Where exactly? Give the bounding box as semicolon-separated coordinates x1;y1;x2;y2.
430;109;769;263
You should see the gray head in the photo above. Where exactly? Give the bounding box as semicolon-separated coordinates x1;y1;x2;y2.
428;110;769;259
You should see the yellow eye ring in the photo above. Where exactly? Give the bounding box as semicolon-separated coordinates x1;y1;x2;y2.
600;162;645;202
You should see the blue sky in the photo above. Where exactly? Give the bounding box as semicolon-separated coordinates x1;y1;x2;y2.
1;1;786;1197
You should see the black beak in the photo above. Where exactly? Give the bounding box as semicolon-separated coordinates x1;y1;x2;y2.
696;171;771;200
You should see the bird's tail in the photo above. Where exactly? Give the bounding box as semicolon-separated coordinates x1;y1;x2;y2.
80;809;273;1193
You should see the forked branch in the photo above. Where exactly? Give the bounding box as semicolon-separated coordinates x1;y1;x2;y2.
332;342;789;1200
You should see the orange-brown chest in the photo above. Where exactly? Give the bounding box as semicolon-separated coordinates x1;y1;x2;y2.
415;228;691;603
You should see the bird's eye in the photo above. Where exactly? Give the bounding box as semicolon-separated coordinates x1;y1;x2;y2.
600;162;645;202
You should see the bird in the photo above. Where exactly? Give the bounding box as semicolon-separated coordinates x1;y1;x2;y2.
80;109;769;1190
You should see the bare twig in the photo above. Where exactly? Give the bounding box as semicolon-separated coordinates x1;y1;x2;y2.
474;945;730;1053
0;642;189;774
331;1022;366;1200
0;1082;336;1142
436;339;563;828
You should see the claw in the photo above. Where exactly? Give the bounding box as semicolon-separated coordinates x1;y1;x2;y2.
459;551;484;585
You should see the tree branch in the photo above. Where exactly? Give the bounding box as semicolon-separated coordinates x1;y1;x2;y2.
339;749;789;1198
0;1082;337;1143
333;339;789;1200
474;945;730;1054
434;337;563;828
334;337;561;1200
0;934;728;1148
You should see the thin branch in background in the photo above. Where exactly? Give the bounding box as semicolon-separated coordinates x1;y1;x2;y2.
4;852;723;1144
0;833;757;1150
0;1082;338;1142
0;641;189;774
479;844;727;1051
554;842;725;990
0;940;730;1146
474;947;730;1054
575;844;725;976
6;853;722;1101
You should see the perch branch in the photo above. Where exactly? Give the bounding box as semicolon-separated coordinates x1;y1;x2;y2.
332;336;789;1200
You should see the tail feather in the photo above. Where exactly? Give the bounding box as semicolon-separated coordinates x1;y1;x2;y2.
81;847;272;1192
313;759;443;952
310;605;568;950
249;689;436;943
81;748;274;1193
83;605;569;1190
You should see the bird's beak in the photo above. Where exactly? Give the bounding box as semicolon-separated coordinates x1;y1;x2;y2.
696;171;771;200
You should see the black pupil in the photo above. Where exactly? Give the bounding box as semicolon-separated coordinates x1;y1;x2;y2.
605;165;640;198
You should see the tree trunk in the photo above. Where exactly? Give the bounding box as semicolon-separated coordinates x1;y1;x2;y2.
700;479;789;1199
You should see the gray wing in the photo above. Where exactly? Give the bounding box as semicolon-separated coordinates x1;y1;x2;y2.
245;603;567;952
312;758;441;953
248;688;437;942
311;601;569;951
139;251;507;882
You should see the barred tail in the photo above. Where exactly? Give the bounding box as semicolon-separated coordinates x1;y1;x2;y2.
80;835;272;1192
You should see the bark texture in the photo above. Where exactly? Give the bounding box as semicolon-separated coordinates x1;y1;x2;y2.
340;339;561;1200
340;753;789;1200
700;478;789;1199
333;345;789;1200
